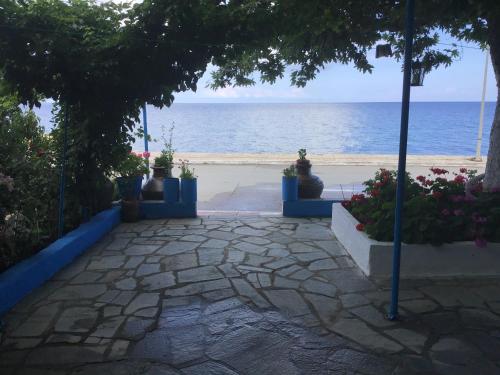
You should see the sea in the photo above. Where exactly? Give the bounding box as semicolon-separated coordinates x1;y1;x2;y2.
34;102;496;155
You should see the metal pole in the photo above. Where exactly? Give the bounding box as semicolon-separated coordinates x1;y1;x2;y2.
475;48;489;161
142;103;150;178
57;104;69;238
388;0;415;321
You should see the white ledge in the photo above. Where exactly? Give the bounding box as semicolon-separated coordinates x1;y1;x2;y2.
331;203;500;279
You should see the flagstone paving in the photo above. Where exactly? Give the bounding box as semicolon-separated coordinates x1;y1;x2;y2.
1;216;500;374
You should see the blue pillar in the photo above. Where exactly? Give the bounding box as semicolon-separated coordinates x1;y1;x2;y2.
388;0;415;321
57;104;69;238
142;104;150;177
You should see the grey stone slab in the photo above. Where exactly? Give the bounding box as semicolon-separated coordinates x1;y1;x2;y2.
206;325;300;375
308;258;338;271
203;288;236;301
206;230;241;241
241;236;271;245
115;277;137;290
180;234;207;242
90;316;126;338
178;265;224;283
289;268;314;280
273;276;300;289
288;242;320;253
26;345;107;365
237;265;272;273
351;305;395;328
245;254;273;267
304;293;340;327
399;299;439;314
294;251;330;262
430;337;483;366
70;271;102;284
106;238;131;250
87;255;127;270
198;248;225;265
162;253;198;271
181;361;239;375
331;318;403;353
267;248;290;257
385;328;427;353
121;317;156;340
294;223;333;240
124;293;160;314
55;307;98;333
201;238;229;248
124;256;144;269
314;240;346;256
302;279;337;298
136;263;161;277
231;278;270;308
234;226;270;237
327;349;396;375
157;241;199;255
48;284;107;300
257;273;272;288
340;293;371;308
232;241;266;254
124;244;160;256
165;278;231;297
226;249;245;263
264;257;297;270
264;289;310;317
218;263;240;277
141;272;176;290
319;269;376;293
277;264;302;276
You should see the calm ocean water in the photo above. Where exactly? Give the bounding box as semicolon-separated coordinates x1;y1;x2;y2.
35;102;496;155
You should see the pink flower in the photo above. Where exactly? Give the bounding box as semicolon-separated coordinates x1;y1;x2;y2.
441;209;450;216
430;167;449;175
453;209;464;216
143;151;151;158
472;213;487;224
130;151;137;156
475;238;487;248
136;153;143;158
454;175;466;184
449;194;464;203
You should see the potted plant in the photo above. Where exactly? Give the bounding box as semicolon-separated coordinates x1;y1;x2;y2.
143;124;175;200
114;152;148;222
295;148;324;199
179;159;197;204
282;164;298;201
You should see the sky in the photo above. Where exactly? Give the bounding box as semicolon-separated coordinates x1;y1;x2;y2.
175;45;497;103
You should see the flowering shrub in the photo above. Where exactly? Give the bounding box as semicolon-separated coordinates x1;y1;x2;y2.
179;159;196;179
114;152;149;177
343;168;500;246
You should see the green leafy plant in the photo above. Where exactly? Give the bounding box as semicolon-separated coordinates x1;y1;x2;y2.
298;149;307;161
344;168;500;246
114;152;149;177
179;159;196;179
283;164;297;178
154;123;175;169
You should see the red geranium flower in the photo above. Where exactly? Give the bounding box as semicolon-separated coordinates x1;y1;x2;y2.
416;175;426;183
432;191;443;199
459;168;468;174
356;223;365;231
454;175;466;184
430;167;449;175
143;151;151;158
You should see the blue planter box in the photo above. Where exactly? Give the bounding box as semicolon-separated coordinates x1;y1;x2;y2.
164;177;180;203
0;206;121;317
116;176;143;200
283;199;336;217
282;176;298;201
181;178;197;203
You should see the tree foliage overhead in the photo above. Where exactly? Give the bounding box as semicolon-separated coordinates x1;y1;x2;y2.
1;0;500;203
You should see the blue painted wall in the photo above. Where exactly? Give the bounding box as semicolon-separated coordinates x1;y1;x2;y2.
0;206;121;317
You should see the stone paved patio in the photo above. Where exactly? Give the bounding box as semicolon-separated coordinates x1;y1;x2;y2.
1;216;500;374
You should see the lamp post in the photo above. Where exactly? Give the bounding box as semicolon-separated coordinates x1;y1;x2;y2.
142;104;150;178
474;48;490;162
388;0;415;321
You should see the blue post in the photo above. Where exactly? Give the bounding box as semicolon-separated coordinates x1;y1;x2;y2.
57;104;69;238
142;104;150;178
388;0;415;321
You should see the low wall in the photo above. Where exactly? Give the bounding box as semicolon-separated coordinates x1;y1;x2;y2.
0;206;121;316
331;203;500;279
